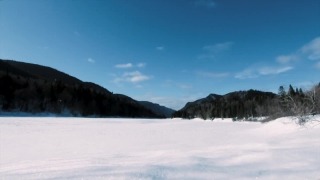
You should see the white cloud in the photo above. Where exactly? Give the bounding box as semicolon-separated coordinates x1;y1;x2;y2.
114;71;151;84
156;46;164;51
124;71;150;83
194;0;215;8
198;41;233;59
137;63;146;68
276;55;298;64
235;69;258;79
115;63;133;69
197;71;229;78
115;63;146;68
275;37;320;64
236;36;320;79
204;42;233;53
87;58;95;63
235;66;293;79
301;37;320;60
258;66;293;75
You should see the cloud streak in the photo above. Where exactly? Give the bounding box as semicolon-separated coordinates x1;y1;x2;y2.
87;58;95;63
276;36;320;67
236;36;320;79
259;66;293;75
301;37;320;61
276;55;298;64
156;46;164;51
115;63;146;69
235;66;293;79
115;63;133;69
137;63;146;68
198;41;233;59
113;71;151;83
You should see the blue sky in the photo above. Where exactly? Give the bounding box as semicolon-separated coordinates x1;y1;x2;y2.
1;0;320;110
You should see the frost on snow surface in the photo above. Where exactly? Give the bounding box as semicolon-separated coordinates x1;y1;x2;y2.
0;117;320;179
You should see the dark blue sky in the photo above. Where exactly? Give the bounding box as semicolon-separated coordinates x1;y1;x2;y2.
1;0;320;109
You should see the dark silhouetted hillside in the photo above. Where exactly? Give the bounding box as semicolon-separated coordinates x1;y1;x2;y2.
0;59;164;118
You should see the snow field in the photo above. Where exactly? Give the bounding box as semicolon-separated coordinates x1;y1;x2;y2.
0;117;320;179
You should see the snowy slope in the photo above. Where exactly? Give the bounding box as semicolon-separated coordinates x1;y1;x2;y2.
0;117;320;179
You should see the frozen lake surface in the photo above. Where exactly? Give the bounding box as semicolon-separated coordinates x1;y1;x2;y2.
1;117;320;179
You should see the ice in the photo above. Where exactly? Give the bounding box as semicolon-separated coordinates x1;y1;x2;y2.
0;117;320;179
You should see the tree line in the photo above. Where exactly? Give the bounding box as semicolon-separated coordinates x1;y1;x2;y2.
173;83;320;123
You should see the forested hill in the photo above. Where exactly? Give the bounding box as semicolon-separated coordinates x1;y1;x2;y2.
173;85;320;120
0;59;164;118
173;90;278;120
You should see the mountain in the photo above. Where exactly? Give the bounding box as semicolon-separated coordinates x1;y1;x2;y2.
173;90;277;120
138;101;175;118
0;59;164;118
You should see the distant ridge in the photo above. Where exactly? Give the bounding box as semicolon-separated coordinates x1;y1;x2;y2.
138;101;175;118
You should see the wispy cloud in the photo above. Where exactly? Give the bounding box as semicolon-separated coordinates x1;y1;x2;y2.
277;36;320;64
156;46;164;51
198;41;233;59
276;55;298;64
87;58;95;63
259;66;293;75
237;37;320;79
115;63;146;69
235;69;258;79
194;0;215;8
301;37;320;61
115;63;133;69
137;63;146;68
235;66;293;79
113;71;151;83
204;42;233;53
197;71;229;78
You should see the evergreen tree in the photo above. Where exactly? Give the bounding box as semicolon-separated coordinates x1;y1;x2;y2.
295;88;299;95
288;84;295;96
299;88;304;96
278;86;286;97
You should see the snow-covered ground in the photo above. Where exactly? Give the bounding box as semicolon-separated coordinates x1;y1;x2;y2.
0;117;320;179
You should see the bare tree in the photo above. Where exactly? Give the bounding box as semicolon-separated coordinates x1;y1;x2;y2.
282;85;319;125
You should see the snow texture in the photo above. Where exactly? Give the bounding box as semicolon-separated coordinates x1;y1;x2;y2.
0;117;320;179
